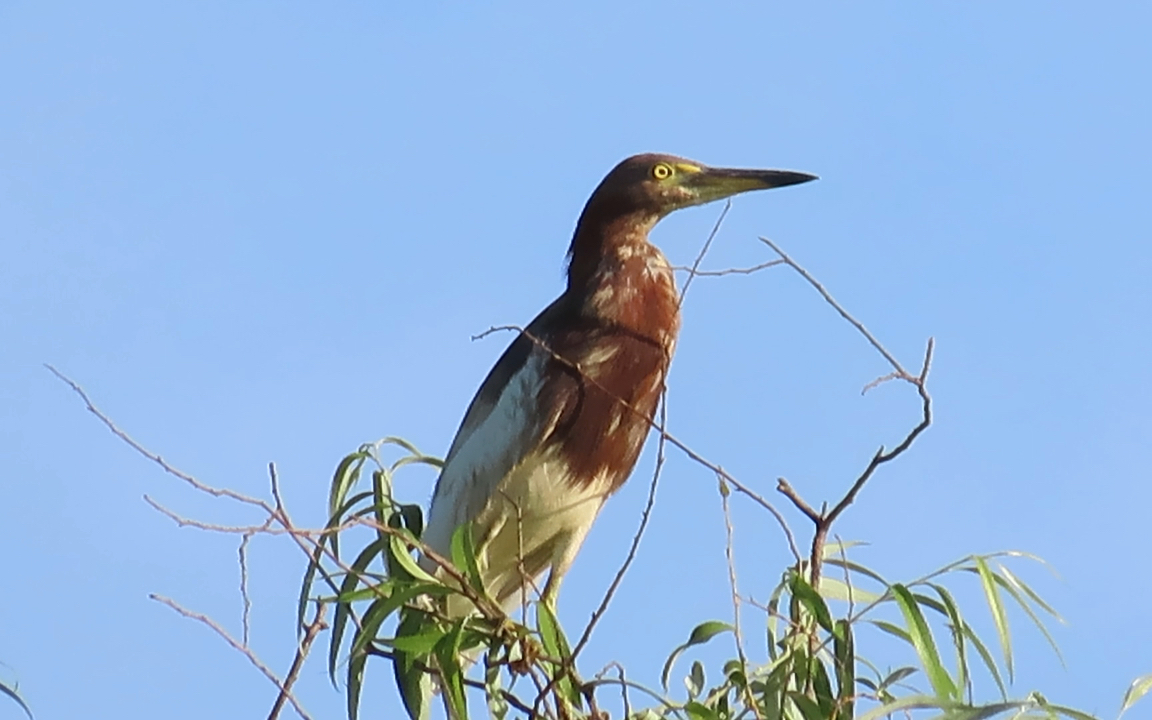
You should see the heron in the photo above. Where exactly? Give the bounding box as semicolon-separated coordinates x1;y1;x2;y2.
419;153;816;615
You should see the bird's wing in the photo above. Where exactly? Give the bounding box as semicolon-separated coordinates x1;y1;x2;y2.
420;299;563;560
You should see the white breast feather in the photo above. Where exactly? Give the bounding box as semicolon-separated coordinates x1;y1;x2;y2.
421;353;547;561
420;350;613;608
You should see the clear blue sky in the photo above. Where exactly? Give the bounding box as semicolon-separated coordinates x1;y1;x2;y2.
2;2;1149;718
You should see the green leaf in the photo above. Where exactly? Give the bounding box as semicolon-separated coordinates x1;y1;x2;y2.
683;701;720;720
372;468;393;535
390;625;449;656
688;620;733;646
855;693;946;720
329;538;389;683
992;563;1064;666
791;573;834;632
891;584;958;701
818;576;881;604
661;621;733;690
1120;673;1152;718
433;619;469;720
928;583;969;701
381;435;423;455
390;452;444;473
330;450;369;517
387;533;439;584
537;602;581;709
393;609;434;720
787;691;826;720
998;563;1063;621
336;585;392;604
833;619;855;719
961;621;1008;700
484;646;509;720
537;602;572;660
298;488;376;633
398;503;424;540
347;599;389;720
811;655;836;717
910;592;949;618
869;619;912;644
975;557;1014;681
879;666;918;690
685;660;705;699
349;583;452;671
450;523;486;596
724;659;748;691
821;539;869;558
824;557;890;587
767;574;789;661
1042;703;1100;720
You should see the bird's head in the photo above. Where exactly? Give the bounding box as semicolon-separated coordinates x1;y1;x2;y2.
584;153;817;220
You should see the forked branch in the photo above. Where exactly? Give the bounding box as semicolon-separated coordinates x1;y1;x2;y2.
758;238;936;591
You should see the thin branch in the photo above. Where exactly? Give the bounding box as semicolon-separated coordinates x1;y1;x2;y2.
776;478;820;525
594;662;633;720
45;364;270;508
823;337;934;531
572;392;668;661
757;238;911;379
719;476;763;720
150;594;313;720
861;371;903;395
268;604;328;720
836;534;856;618
582;676;685;715
678;199;731;305
240;533;254;646
367;646;538;717
776;337;934;593
671;259;786;277
143;494;341;536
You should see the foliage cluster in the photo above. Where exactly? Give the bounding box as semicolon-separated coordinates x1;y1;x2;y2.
300;439;1151;720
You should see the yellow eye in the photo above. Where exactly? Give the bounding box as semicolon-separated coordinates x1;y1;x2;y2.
652;163;673;180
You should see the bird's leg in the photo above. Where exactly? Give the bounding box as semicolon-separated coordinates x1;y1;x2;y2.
540;568;564;610
539;527;582;610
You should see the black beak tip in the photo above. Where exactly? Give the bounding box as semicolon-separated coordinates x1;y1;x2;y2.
781;171;819;187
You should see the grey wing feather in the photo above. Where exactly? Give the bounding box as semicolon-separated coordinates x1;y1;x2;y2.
420;300;561;560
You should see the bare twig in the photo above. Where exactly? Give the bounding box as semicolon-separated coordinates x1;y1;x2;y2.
758;238;912;379
861;371;903;395
572;393;668;661
595;662;632;720
776;478;820;526
142;494;340;537
769;334;930;594
268;604;328;720
671;259;786;277
835;534;855;618
719;476;763;720
368;646;538;717
240;533;254;646
46;364;270;508
678;199;731;305
822;338;934;534
150;594;313;720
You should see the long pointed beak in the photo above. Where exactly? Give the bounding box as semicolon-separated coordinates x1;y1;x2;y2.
685;166;818;204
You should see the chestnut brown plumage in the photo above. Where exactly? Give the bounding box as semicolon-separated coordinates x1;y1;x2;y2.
420;153;816;613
